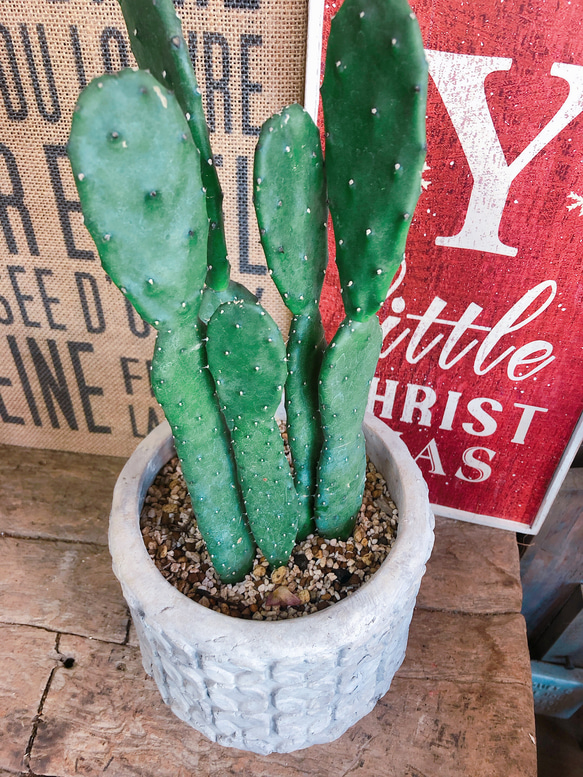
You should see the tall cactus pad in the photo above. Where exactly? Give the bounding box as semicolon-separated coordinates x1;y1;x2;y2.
321;0;427;320
118;0;229;290
68;69;208;328
69;68;252;583
254;104;328;538
253;104;328;315
152;318;256;582
206;301;299;566
315;316;383;539
286;312;326;539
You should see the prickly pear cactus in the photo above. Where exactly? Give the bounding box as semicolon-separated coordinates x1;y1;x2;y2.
68;68;255;582
313;0;428;538
152;320;256;581
315;316;382;539
253;104;328;539
198;280;258;326
69;0;428;583
118;0;229;290
284;312;326;539
68;69;208;327
206;300;300;566
254;105;328;316
321;0;427;321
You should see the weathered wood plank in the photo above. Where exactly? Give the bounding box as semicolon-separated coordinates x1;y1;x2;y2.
401;609;532;686
0;536;128;644
0;443;124;545
336;677;536;777
0;624;57;774
30;611;535;777
418;517;523;615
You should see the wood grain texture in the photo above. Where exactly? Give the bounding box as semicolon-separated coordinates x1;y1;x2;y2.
0;535;128;643
419;516;523;614
29;630;536;777
401;610;532;686
0;445;124;545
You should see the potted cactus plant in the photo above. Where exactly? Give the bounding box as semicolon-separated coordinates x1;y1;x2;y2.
68;0;434;755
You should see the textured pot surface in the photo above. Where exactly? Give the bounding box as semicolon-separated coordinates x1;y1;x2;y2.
109;413;434;754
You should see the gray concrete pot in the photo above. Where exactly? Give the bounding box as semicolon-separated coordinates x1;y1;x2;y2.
109;412;434;754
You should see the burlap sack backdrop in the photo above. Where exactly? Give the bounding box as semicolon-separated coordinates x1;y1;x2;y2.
0;0;307;457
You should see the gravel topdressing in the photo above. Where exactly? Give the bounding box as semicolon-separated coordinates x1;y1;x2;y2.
140;457;399;621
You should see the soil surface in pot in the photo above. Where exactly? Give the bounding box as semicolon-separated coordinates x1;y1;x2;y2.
141;458;399;621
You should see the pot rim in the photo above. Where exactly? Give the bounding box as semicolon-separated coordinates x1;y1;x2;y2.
109;412;434;651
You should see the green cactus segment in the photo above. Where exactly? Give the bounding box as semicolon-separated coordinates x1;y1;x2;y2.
198;280;257;326
206;300;299;566
118;0;229;290
152;318;256;583
253;103;328;540
286;312;326;540
321;0;428;321
315;315;383;539
68;69;208;328
253;104;328;316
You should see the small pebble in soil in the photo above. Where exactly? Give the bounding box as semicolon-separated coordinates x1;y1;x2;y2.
140;457;398;622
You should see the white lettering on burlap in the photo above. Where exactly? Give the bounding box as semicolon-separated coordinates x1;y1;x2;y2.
426;51;583;256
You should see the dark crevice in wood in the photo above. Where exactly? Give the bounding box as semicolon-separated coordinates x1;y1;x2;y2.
394;675;532;688
122;611;132;646
415;605;523;617
0;531;107;548
23;634;60;774
0;620;129;648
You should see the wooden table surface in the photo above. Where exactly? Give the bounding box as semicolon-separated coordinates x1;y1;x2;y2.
0;443;537;777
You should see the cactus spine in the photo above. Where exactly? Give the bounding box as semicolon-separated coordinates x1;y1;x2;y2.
253;105;328;539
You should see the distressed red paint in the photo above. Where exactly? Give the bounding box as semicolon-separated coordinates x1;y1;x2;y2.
318;0;583;529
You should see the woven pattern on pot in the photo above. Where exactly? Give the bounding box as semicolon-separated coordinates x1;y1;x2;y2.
127;598;415;754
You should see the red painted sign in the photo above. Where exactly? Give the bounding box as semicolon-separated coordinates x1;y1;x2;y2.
316;0;583;531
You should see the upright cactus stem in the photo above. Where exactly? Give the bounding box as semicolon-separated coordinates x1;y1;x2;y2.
151;317;256;581
68;68;255;582
321;0;428;320
118;0;230;290
314;0;428;538
315;316;382;539
206;300;300;566
254;104;328;539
